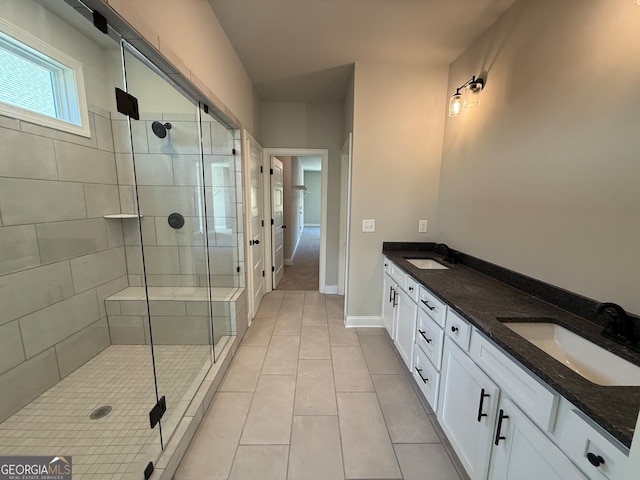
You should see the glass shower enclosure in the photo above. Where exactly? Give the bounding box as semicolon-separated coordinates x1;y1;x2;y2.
0;0;243;478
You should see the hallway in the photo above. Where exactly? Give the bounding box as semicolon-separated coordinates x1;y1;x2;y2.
173;291;463;480
277;227;320;291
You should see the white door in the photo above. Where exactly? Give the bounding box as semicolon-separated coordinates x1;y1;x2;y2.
438;340;500;480
488;398;587;480
271;157;284;288
247;136;264;319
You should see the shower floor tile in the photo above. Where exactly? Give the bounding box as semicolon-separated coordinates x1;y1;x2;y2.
0;344;214;480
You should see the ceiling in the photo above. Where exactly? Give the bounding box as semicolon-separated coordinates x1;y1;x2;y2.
208;0;518;102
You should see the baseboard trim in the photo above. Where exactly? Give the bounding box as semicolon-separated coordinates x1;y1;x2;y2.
345;315;384;328
304;223;320;227
324;285;338;294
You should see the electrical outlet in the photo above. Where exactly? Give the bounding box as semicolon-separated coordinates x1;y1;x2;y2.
362;219;376;233
418;220;428;233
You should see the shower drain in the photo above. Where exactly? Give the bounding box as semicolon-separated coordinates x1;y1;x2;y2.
89;405;112;420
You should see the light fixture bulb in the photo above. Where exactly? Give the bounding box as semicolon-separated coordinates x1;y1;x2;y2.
464;78;484;108
449;93;463;117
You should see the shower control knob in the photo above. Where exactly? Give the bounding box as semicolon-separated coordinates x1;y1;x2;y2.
168;212;185;229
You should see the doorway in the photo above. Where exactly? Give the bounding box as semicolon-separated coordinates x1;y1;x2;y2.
262;148;329;293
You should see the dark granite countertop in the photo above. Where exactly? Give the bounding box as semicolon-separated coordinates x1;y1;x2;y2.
382;244;640;449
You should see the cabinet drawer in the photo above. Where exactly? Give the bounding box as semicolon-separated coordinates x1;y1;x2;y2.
389;262;406;287
416;309;444;370
405;276;419;302
559;410;627;480
418;285;447;326
445;309;472;351
470;330;559;432
413;346;440;412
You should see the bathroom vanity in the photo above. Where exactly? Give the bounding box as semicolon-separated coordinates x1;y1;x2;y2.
381;243;640;480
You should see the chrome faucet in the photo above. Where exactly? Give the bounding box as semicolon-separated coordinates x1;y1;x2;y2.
596;302;639;347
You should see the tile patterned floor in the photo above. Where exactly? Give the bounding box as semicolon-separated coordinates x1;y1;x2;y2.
174;291;464;480
0;344;216;480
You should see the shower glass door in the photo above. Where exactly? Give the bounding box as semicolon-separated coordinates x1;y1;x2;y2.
121;46;215;449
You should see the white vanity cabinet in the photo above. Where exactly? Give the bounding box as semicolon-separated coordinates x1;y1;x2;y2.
382;256;417;370
438;339;500;480
381;260;397;338
488;397;587;480
395;287;417;370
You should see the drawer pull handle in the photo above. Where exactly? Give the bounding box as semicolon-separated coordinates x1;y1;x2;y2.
421;299;435;311
389;286;395;303
477;388;489;422
418;330;432;343
392;291;398;307
451;326;459;333
587;452;605;468
494;409;509;445
415;367;429;384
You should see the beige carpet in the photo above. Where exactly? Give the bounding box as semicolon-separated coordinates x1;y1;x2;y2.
276;226;320;290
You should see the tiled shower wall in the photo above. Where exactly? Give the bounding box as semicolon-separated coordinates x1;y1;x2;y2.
111;114;244;288
0;108;128;423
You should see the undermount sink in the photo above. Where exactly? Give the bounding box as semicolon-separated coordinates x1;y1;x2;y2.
406;258;448;270
504;322;640;386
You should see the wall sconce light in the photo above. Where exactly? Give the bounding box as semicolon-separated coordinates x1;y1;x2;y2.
448;75;485;117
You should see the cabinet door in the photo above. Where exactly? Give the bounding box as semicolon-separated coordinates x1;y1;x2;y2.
438;340;499;480
381;273;397;339
489;398;587;480
394;288;417;370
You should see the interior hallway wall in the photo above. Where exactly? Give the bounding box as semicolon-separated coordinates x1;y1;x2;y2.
303;171;322;226
261;101;344;288
434;0;640;315
347;61;449;319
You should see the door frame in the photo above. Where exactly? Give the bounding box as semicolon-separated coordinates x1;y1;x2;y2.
262;148;329;293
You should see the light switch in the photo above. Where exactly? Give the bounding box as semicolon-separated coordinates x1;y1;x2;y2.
362;219;375;233
418;220;428;233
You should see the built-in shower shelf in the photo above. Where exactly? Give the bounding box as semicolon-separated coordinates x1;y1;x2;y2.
103;214;143;219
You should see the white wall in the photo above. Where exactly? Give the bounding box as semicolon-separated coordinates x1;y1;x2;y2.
303;171;322;225
435;0;640;315
347;61;449;319
107;0;258;133
261;101;344;285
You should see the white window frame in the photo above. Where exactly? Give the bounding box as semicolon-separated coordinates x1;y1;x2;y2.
0;17;90;137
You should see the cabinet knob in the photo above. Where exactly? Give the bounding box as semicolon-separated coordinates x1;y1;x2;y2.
587;452;605;468
408;286;414;291
451;326;459;333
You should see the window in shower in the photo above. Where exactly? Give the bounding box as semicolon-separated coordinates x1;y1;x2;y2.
0;18;90;137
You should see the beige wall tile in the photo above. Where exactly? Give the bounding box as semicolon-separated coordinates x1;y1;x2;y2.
0;225;40;275
0;261;74;325
0;348;60;423
0;321;25;375
70;247;127;292
108;315;146;344
0;128;57;180
84;184;121;217
20;289;100;358
55;318;110;378
55;140;117;184
0;178;86;225
36;218;109;265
